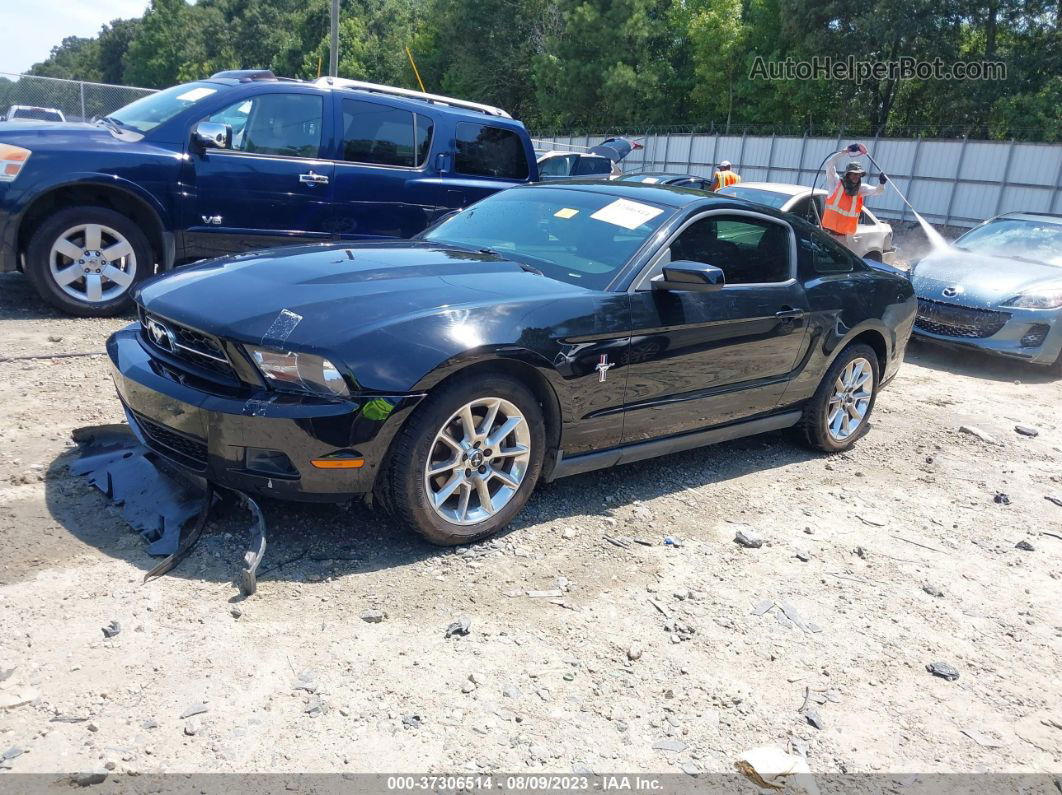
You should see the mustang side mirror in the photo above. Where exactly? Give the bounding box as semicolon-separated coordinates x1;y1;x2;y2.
192;121;232;150
651;261;726;292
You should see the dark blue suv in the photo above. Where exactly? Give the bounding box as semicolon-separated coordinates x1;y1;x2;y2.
0;70;538;316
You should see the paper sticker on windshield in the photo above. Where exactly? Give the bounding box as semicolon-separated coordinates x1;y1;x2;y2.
590;198;664;230
641;177;660;184
554;207;579;219
176;87;217;102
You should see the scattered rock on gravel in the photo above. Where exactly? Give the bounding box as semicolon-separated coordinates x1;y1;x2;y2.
100;620;121;639
360;609;385;623
734;530;763;548
1015;540;1035;552
445;617;471;638
927;662;960;681
1014;424;1039;437
959;425;999;445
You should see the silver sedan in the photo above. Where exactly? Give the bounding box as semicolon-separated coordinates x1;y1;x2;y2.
910;212;1062;369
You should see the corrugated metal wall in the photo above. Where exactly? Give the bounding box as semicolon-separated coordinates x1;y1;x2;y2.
532;132;1062;228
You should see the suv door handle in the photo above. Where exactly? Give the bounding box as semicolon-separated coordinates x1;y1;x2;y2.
776;307;805;319
299;171;329;185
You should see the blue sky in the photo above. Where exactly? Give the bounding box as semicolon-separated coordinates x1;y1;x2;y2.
4;0;149;76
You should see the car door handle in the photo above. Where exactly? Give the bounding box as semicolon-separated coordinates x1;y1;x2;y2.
299;171;329;185
776;307;805;319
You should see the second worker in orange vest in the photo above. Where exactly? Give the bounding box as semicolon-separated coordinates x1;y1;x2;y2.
711;160;741;191
820;143;888;250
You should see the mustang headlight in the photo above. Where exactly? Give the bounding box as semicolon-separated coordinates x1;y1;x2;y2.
246;345;350;398
0;144;32;182
1003;287;1062;309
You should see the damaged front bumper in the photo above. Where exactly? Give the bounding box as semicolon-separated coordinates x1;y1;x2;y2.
107;324;423;502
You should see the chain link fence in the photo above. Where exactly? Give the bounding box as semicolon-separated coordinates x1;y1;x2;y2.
0;73;155;123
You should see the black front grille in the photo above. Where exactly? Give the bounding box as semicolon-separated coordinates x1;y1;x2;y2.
132;410;209;471
140;310;236;377
915;298;1010;339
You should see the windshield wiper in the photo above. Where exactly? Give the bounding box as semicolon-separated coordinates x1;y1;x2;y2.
96;116;126;133
477;247;543;275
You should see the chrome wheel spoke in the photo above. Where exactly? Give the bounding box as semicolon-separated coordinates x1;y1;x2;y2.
54;264;83;286
102;264;133;287
429;458;459;477
492;444;529;459
456;483;472;522
101;240;133;262
433;472;464;507
55;239;83;261
83;224;102;252
487;416;523;448
479;398;501;438
474;477;495;515
491;467;521;489
459;405;478;442
85;274;103;302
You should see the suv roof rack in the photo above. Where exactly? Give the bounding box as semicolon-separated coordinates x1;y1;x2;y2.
314;77;511;119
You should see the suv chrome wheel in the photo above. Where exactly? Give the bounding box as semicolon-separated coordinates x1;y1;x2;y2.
826;356;874;442
424;397;531;525
49;223;136;303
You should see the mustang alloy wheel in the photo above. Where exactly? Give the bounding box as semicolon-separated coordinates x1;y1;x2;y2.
801;342;879;453
378;374;546;545
824;357;874;442
26;205;153;317
424;397;533;525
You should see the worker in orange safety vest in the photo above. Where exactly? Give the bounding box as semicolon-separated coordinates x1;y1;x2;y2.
711;160;741;191
821;143;887;250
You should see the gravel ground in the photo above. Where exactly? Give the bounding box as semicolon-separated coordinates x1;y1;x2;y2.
0;265;1060;780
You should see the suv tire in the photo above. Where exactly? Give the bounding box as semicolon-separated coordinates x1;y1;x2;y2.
800;343;880;453
377;374;546;545
25;206;153;317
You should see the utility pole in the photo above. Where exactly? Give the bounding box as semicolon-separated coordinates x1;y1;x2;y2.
329;0;339;77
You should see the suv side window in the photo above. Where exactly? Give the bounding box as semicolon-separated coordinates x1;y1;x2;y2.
206;93;323;158
669;215;791;285
800;229;856;274
340;99;432;167
455;122;529;180
539;155;575;177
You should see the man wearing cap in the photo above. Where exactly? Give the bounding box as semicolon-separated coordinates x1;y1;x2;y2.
820;143;888;249
711;160;741;191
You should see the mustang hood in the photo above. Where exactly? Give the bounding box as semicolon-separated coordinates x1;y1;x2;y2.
137;242;589;348
911;249;1062;308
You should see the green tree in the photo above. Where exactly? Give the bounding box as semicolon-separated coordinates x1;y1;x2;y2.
122;0;194;88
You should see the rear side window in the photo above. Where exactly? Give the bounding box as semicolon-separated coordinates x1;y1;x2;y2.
341;99;432;167
800;230;855;274
455;122;529;180
573;156;611;176
538;155;575;177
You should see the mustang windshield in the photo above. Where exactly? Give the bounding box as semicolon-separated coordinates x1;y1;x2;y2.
423;188;672;289
955;218;1062;266
108;82;220;133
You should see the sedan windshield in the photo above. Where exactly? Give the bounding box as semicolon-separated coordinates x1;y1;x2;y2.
422;188;672;289
108;82;220;133
955;218;1062;266
716;186;791;209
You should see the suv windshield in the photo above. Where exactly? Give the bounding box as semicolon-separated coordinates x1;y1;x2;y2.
956;218;1062;266
109;82;220;133
423;187;672;290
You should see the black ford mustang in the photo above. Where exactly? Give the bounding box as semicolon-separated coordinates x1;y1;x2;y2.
108;183;915;544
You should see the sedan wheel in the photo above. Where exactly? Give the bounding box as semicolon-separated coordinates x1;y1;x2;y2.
825;357;874;442
378;374;546;545
800;342;880;453
425;397;532;525
49;223;137;304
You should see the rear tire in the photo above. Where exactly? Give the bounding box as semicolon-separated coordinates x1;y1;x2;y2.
25;206;153;317
376;374;546;545
800;343;879;453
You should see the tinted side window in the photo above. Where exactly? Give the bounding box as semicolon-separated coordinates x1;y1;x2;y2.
455;122;529;180
341;99;432;167
538;155;575;177
800;230;855;274
208;94;323;158
669;215;791;284
573;156;611;175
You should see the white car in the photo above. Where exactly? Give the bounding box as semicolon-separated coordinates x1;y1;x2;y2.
536;150;619;181
3;105;66;123
718;181;895;263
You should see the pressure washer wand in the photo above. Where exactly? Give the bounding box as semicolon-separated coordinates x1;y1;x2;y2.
864;150;920;217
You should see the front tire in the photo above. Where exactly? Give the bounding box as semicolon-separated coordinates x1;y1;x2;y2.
25;206;153;317
800;343;879;452
376;374;546;545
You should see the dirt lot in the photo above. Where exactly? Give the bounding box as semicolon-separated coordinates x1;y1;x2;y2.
1;261;1060;780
